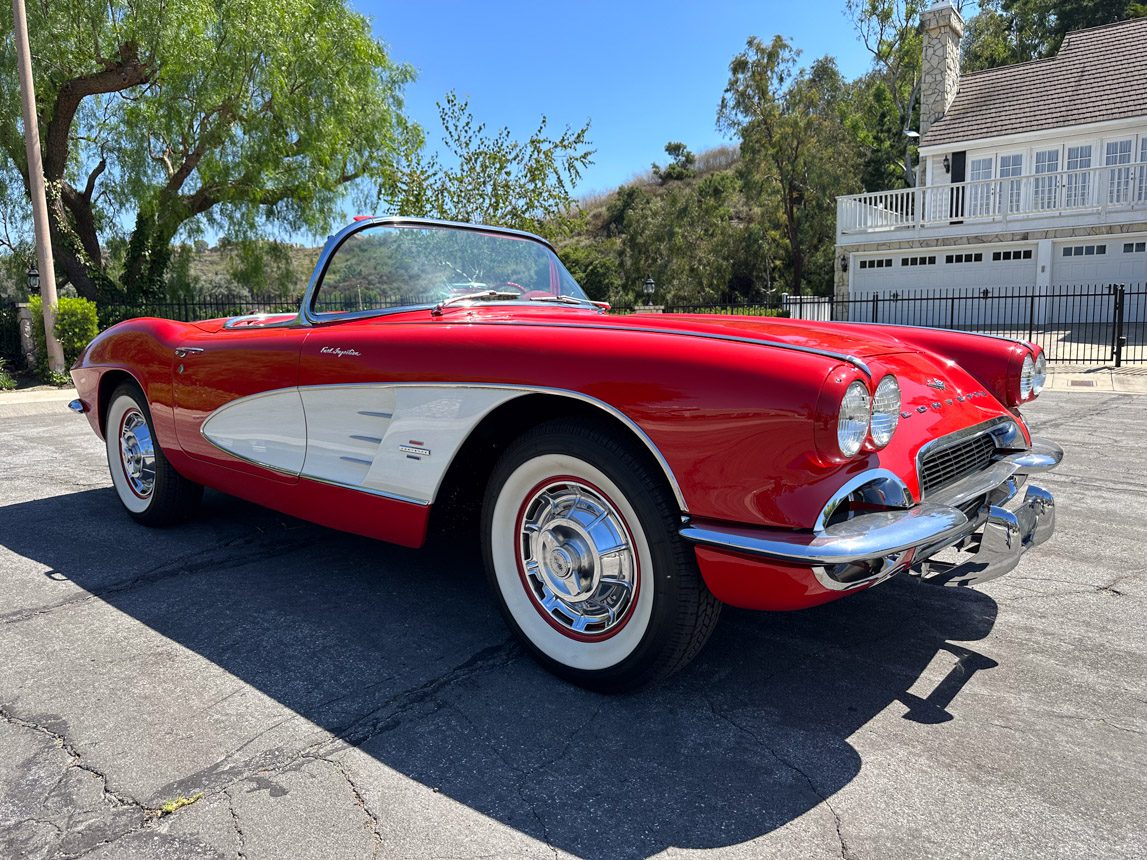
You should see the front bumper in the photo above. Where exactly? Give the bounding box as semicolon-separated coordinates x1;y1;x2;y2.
681;437;1061;592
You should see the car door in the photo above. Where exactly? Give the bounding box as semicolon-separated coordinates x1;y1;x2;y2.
171;322;306;481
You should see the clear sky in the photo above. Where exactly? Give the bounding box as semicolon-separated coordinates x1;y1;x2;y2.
359;0;876;199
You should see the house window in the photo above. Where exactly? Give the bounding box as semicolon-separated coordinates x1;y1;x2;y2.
1106;139;1133;204
969;157;995;217
945;252;984;264
1139;138;1147;203
859;258;893;269
991;249;1033;261
1123;242;1146;253
900;255;937;266
1063;244;1107;256
1065;145;1092;208
999;154;1023;213
1034;149;1059;210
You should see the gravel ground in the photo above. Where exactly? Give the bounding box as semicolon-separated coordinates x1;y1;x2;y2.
0;392;1143;860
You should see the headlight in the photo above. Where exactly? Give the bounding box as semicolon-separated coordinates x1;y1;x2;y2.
837;380;870;457
1032;352;1047;396
1019;354;1035;400
870;375;900;448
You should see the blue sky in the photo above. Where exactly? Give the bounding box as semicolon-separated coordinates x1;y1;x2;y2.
360;0;876;199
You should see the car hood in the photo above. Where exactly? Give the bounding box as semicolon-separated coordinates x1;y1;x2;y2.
475;309;919;359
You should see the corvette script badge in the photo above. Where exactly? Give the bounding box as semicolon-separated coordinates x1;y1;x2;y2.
926;378;947;391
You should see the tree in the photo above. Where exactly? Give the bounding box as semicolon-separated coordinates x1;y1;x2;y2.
391;91;594;236
718;37;861;294
0;0;417;303
651;141;696;184
962;0;1146;72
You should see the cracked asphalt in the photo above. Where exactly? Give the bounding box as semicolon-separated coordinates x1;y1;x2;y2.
0;392;1144;860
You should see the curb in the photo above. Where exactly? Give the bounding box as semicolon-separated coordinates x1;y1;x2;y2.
0;389;78;418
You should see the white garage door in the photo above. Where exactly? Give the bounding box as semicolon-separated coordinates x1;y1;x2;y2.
1052;238;1147;287
1048;238;1147;324
850;245;1037;325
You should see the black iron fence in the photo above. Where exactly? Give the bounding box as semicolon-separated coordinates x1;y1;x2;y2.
3;283;1144;367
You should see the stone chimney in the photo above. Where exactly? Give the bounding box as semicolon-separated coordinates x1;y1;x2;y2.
919;2;965;138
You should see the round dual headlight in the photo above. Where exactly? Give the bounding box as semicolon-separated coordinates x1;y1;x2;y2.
1032;352;1047;396
870;375;901;448
1020;354;1035;400
837;380;871;457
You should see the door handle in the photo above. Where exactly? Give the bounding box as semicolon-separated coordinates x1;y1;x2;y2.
174;347;205;358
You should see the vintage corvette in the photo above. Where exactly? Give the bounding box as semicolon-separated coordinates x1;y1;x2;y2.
69;217;1062;690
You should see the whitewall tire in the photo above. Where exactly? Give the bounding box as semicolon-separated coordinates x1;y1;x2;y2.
482;420;721;691
105;383;202;526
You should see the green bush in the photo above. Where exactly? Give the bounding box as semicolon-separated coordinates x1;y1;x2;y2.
0;356;16;390
28;295;99;383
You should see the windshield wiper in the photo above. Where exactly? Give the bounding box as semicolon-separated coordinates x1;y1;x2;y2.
432;290;521;315
529;294;610;310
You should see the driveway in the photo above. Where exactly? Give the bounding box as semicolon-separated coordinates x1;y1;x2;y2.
0;392;1143;859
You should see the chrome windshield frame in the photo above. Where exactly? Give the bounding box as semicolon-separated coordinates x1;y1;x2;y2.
298;217;563;327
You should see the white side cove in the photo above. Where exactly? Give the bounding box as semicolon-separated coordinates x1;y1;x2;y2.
201;384;522;504
201;383;690;510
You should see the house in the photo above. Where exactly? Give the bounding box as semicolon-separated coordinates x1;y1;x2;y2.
834;7;1147;319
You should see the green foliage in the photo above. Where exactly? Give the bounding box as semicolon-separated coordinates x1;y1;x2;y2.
0;356;15;390
391;91;594;236
652;142;696;184
718;37;862;293
962;0;1145;71
0;0;417;302
28;295;98;381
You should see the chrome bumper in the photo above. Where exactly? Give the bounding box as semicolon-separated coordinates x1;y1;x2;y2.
680;437;1061;591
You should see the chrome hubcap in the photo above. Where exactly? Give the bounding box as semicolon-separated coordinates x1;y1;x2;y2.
119;409;156;498
519;480;637;637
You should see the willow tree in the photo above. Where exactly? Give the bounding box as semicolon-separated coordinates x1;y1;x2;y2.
0;0;417;302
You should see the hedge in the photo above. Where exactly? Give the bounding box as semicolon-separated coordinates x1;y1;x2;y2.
28;295;99;381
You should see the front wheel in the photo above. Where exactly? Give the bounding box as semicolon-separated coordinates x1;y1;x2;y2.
105;383;202;526
481;420;720;691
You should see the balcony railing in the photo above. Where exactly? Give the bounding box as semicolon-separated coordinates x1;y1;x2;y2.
837;164;1147;237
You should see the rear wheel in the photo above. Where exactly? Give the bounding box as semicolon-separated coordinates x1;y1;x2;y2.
482;420;720;691
105;383;202;526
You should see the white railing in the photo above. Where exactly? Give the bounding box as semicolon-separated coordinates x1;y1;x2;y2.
837;164;1147;237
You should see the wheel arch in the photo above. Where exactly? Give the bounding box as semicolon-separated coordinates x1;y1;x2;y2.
96;368;145;439
430;391;687;537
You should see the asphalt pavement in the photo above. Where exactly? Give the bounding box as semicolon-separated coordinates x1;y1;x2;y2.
0;392;1143;860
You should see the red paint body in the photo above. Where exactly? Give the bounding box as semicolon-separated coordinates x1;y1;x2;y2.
71;305;1038;609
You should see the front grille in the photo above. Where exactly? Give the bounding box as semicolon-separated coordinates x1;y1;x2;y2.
920;432;997;496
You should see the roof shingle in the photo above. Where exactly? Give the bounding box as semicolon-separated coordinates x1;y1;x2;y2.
921;17;1147;148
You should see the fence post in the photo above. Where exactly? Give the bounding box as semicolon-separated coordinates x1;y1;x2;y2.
1112;284;1126;368
1027;292;1036;343
948;296;955;329
871;293;879;323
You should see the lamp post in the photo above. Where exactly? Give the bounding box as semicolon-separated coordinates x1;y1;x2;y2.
26;262;39;296
12;0;65;372
643;277;655;301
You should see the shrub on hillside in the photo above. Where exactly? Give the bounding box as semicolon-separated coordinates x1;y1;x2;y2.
29;295;99;382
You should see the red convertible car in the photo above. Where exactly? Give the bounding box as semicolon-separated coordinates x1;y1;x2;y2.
69;217;1061;690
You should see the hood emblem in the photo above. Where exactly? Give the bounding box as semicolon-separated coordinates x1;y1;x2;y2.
926;378;947;391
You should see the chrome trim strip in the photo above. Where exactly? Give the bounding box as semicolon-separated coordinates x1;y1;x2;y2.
925;459;1018;509
681;503;970;566
195;381;690;512
290;381;690;512
844;320;1033;348
458;320;873;377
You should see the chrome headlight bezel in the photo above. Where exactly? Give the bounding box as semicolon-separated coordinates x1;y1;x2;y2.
837;380;871;457
870;375;900;448
1019;353;1035;400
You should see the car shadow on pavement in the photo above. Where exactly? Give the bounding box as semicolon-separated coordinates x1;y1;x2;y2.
0;486;999;858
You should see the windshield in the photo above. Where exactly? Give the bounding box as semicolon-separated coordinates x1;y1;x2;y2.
311;223;589;315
